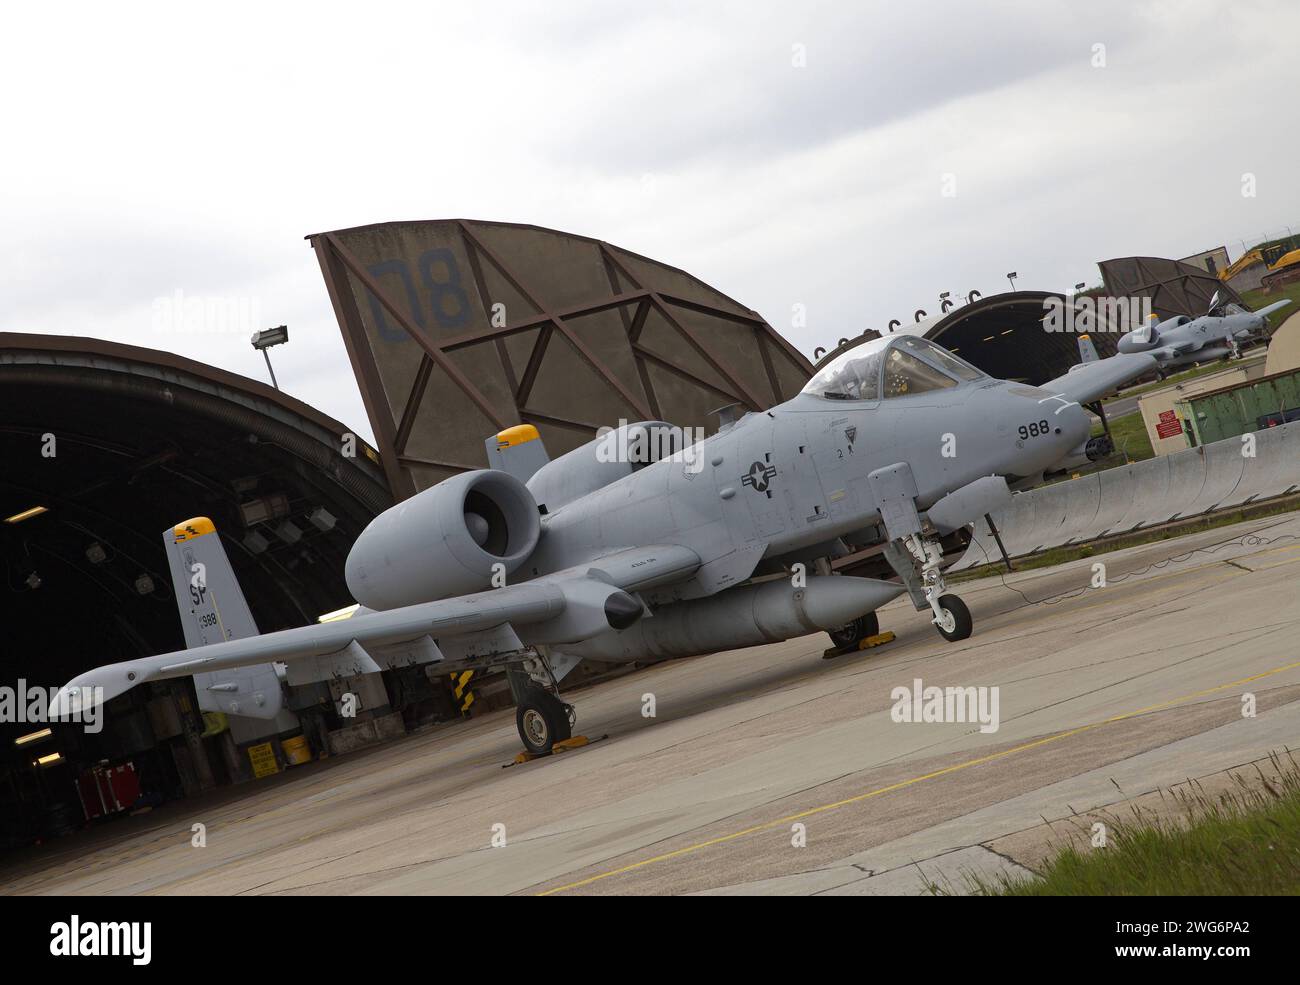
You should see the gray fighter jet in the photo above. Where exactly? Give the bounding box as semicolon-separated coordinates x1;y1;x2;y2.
52;334;1156;754
1116;292;1291;371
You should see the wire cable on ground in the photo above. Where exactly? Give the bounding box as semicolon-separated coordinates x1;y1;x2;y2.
971;518;1299;608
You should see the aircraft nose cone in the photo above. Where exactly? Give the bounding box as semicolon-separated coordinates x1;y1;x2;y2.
1055;401;1092;457
603;591;644;630
1066;402;1091;444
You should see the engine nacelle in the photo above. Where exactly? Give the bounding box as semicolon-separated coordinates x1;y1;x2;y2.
345;469;541;610
527;420;686;512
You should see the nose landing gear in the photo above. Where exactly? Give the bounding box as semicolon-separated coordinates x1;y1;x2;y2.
883;531;974;643
868;462;976;644
932;594;972;642
905;530;974;642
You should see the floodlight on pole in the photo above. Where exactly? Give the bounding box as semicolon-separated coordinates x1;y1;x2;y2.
1006;271;1017;292
251;325;289;390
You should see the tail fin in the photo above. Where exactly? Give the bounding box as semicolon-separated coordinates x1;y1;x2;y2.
485;424;549;483
164;517;285;719
1077;334;1099;364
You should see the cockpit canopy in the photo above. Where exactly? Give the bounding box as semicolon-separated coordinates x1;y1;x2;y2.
802;335;986;401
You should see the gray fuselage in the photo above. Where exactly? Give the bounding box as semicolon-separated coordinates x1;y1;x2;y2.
525;374;1090;602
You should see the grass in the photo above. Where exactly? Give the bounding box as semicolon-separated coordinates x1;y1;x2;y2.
957;753;1300;895
1091;412;1153;463
951;493;1300;580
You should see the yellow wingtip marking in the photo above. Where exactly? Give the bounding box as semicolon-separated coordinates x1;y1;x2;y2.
496;424;540;448
173;517;216;542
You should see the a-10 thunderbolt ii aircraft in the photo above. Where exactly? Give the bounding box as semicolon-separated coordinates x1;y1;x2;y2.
53;333;1156;755
1116;290;1291;372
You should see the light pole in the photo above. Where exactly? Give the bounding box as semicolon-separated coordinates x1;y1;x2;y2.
1006;271;1018;292
251;325;288;390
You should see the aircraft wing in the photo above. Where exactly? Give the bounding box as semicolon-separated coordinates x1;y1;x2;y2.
1255;299;1292;319
51;544;700;718
1039;351;1158;406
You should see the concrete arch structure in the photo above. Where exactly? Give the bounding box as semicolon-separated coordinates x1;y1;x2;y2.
813;291;1130;387
1264;310;1300;375
0;334;392;819
1098;256;1246;319
310;219;814;498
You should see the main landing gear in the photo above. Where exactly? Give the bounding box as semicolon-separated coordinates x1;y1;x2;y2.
514;685;574;756
828;611;880;650
507;662;582;758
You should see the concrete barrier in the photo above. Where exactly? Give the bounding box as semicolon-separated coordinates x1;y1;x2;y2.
952;422;1300;569
1112;453;1170;533
984;485;1039;557
1018;480;1074;552
1090;465;1139;537
1184;436;1248;516
1221;425;1300;509
1161;443;1210;523
1059;472;1103;544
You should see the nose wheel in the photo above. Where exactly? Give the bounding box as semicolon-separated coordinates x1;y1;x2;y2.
931;594;972;642
883;531;976;644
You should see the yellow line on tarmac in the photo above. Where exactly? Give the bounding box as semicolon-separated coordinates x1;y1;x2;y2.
537;657;1300;895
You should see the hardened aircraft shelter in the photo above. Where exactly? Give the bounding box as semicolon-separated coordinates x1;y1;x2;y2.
309;219;815;499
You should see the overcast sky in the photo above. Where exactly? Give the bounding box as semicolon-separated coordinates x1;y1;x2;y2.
3;0;1298;441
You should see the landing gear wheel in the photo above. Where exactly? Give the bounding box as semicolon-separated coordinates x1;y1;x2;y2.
932;594;972;642
515;687;573;756
828;611;881;649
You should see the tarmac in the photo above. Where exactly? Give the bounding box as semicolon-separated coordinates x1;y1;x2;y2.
3;513;1299;896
